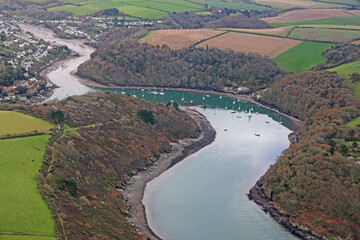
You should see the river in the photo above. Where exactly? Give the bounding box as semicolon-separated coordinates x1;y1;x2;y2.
18;23;94;101
17;24;298;239
105;89;298;240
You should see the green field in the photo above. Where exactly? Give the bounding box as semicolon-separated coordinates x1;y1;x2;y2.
0;111;53;136
48;0;205;18
0;135;56;235
320;0;360;5
275;41;333;73
199;1;270;10
132;1;201;12
0;236;57;240
329;60;360;78
272;16;360;27
290;27;360;42
298;25;360;30
117;5;168;19
346;116;360;128
329;61;360;98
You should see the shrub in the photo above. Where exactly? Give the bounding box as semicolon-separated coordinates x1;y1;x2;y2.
137;110;154;124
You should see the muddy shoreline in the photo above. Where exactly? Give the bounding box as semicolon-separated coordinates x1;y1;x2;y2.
247;177;325;240
119;107;216;240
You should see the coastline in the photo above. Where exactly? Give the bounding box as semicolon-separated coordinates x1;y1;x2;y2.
119;107;216;240
247;177;325;240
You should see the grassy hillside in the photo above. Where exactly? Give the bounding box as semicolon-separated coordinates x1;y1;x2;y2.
289;27;360;42
18;92;200;239
0;111;53;136
329;60;360;78
272;16;360;27
0;135;56;237
48;0;203;18
274;41;333;73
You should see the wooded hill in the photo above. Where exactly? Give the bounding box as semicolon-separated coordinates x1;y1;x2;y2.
77;41;285;91
14;92;200;239
261;71;360;239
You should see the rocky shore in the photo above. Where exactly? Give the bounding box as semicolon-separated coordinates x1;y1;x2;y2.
120;107;216;240
248;177;325;240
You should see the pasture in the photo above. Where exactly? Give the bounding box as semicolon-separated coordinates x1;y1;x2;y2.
0;135;56;235
253;0;345;9
196;32;302;58
329;61;360;78
346;116;360;128
141;29;225;49
200;1;270;10
0;236;57;240
263;9;354;23
274;41;333;73
48;0;204;18
271;16;360;27
289;27;360;42
0;111;53;136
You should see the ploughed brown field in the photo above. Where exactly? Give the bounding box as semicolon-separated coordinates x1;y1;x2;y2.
263;9;354;23
141;29;224;49
197;32;302;58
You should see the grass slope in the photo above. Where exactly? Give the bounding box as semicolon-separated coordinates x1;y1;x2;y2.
271;16;360;27
329;60;360;78
346;116;360;128
200;1;270;10
275;41;333;73
0;236;57;240
0;111;53;136
0;135;56;235
290;27;360;42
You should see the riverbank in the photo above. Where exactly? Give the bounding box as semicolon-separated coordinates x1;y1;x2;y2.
248;177;325;240
119;107;216;240
79;78;302;132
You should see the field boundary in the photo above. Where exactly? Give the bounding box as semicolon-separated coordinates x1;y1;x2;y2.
193;31;229;46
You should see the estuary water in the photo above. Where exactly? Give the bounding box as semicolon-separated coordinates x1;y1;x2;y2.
105;88;298;240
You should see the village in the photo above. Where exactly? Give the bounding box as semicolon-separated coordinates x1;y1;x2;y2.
0;18;72;104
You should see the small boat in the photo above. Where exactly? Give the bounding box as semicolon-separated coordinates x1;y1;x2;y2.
171;100;174;103
132;95;137;97
121;92;126;95
206;95;210;97
256;112;259;115
233;101;235;104
141;89;144;91
181;98;184;101
231;111;236;113
159;92;165;95
255;133;260;137
190;100;193;103
219;96;222;99
265;121;269;123
251;108;254;111
236;116;241;118
224;128;228;131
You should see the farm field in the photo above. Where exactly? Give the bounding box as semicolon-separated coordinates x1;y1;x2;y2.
253;0;345;9
0;111;53;136
196;32;302;58
320;0;360;6
289;27;360;42
141;29;225;49
48;0;204;18
198;1;270;10
0;236;57;240
0;135;56;236
263;9;355;23
270;16;360;27
274;41;333;73
329;60;360;78
221;26;290;36
346;116;360;128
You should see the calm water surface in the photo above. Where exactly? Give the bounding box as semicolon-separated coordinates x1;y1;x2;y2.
105;88;298;240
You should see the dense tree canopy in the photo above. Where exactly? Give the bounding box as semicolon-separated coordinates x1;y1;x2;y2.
261;71;360;239
78;41;285;91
